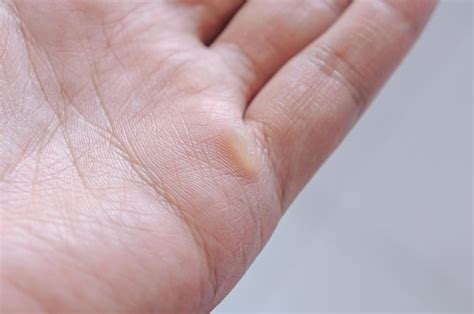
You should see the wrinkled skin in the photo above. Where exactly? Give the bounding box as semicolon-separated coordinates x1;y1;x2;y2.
0;0;436;312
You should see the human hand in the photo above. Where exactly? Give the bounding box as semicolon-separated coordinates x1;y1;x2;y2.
0;0;436;312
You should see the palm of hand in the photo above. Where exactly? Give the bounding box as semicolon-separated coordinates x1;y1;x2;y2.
0;1;435;312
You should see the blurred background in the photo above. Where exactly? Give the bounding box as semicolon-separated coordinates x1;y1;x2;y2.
215;0;472;312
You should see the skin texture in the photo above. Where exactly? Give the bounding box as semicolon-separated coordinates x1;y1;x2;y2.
0;0;436;312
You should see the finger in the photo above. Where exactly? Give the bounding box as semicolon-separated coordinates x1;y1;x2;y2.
246;0;437;207
211;0;351;101
182;0;244;44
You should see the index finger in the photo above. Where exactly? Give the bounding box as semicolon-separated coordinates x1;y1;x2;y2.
246;0;437;207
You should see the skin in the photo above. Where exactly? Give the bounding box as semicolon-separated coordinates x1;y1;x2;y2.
0;0;436;312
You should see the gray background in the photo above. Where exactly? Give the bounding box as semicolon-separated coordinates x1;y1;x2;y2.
215;0;472;312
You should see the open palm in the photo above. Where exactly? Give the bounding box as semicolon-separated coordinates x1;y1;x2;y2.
0;0;435;312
